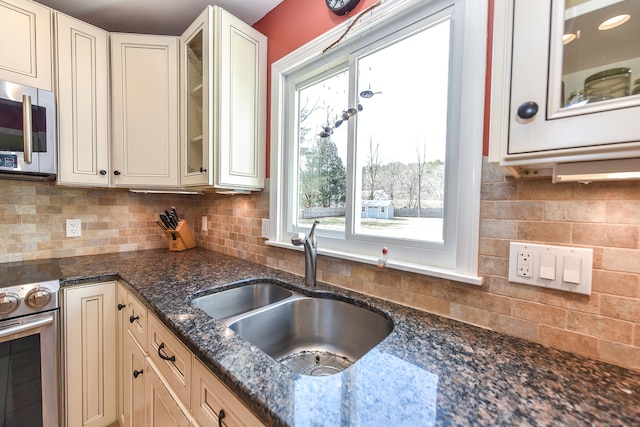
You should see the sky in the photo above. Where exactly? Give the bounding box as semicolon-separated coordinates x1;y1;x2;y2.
299;17;451;166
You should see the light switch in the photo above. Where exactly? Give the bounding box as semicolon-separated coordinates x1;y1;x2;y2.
539;253;556;280
509;242;593;295
563;256;582;284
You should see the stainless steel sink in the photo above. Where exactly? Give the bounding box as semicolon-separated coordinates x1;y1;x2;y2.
228;298;393;376
192;282;293;321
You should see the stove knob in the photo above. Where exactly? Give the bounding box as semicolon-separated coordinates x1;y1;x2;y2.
26;288;52;308
0;293;20;315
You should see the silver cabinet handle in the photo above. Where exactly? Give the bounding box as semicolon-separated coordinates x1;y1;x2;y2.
22;94;33;164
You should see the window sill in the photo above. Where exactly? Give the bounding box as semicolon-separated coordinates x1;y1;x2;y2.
265;240;484;286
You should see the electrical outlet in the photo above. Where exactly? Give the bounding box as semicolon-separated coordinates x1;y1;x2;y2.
66;219;81;237
202;216;208;232
516;251;533;278
508;242;593;295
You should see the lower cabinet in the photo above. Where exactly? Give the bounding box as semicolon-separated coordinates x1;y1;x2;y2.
123;331;146;427
63;281;117;427
116;284;264;427
192;357;263;427
146;360;191;427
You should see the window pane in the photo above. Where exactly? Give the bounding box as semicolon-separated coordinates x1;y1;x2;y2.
295;71;349;232
354;19;450;243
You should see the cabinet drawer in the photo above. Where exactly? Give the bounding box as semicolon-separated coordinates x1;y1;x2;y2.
192;358;263;427
126;292;148;351
147;314;192;406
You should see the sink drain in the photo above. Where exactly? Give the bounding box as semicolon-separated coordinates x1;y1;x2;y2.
278;350;353;376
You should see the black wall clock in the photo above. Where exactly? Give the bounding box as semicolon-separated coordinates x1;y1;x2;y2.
326;0;361;15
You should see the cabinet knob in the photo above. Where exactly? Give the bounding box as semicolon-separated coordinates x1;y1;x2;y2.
129;315;139;323
114;170;121;176
200;167;207;173
517;101;539;119
117;303;126;311
100;170;107;175
133;369;143;379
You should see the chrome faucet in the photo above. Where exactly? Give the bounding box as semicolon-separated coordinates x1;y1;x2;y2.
291;220;319;286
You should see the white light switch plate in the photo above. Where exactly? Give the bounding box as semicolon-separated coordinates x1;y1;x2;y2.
508;242;593;295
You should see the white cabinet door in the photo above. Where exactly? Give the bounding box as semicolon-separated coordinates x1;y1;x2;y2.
180;7;209;187
123;331;147;427
63;282;117;427
111;33;180;188
56;13;111;187
217;8;267;190
146;361;191;427
181;6;266;190
116;283;129;426
490;0;640;169
0;0;52;90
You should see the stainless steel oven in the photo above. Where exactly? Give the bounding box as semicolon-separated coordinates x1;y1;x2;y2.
0;262;61;427
0;80;56;180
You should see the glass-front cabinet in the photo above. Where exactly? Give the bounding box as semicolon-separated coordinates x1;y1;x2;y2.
180;6;267;190
490;0;640;172
183;22;206;180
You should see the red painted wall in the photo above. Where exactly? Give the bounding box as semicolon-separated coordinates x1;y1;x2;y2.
253;0;491;176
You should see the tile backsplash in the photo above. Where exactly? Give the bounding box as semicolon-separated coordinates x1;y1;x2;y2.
2;158;639;371
0;182;198;262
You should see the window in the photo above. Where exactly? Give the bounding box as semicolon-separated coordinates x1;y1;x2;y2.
270;0;486;284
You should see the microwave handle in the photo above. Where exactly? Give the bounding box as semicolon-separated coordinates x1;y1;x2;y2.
22;94;33;164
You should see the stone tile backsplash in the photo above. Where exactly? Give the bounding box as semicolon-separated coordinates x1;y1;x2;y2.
1;158;639;371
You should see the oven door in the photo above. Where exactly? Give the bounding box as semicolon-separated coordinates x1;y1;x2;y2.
0;311;59;427
0;81;56;175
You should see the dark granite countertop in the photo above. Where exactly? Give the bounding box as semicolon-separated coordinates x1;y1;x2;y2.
38;248;640;425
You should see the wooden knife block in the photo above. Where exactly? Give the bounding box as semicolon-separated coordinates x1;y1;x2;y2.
164;220;196;251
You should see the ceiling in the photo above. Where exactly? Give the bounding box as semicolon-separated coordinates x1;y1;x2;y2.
38;0;284;35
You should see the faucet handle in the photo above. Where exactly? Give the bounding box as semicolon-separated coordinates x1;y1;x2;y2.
309;220;320;247
309;220;320;235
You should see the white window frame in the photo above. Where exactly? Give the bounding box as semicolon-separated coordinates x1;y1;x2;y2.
268;0;486;285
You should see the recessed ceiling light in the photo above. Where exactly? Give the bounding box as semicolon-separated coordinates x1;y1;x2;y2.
563;33;577;44
598;14;630;30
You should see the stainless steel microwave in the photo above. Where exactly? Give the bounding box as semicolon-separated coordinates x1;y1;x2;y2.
0;80;56;180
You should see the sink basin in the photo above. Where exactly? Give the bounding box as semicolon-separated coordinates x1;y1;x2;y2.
228;298;393;376
192;282;293;320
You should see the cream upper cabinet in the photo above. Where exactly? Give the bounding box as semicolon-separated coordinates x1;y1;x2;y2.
0;0;52;90
63;281;117;427
181;6;267;190
56;13;111;187
111;33;180;188
490;0;640;174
